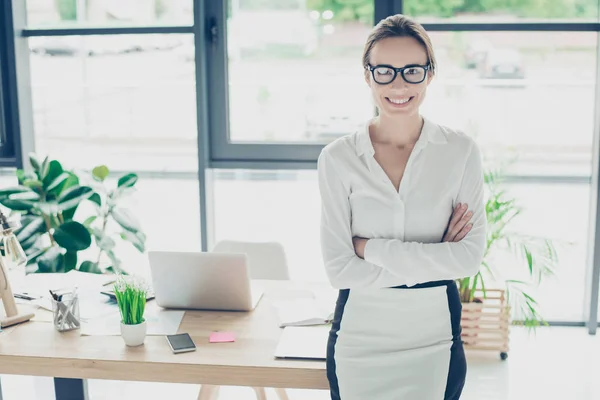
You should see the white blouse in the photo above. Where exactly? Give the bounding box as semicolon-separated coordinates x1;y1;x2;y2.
317;117;486;290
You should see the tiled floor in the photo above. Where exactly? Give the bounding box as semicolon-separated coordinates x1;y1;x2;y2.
1;326;598;400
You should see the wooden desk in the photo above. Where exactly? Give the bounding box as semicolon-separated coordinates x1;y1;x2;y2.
0;280;332;399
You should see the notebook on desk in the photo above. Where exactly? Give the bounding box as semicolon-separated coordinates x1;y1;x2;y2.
274;325;329;360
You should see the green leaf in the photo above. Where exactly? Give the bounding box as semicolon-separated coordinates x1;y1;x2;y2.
37;246;64;273
42;160;64;190
91;227;104;241
92;165;110;182
19;232;42;251
83;215;97;227
23;180;43;191
62;172;80;191
88;192;102;207
34;201;59;216
98;234;116;252
16;169;26;184
15;215;46;243
64;251;78;272
525;247;533;274
39;156;50;181
57;185;93;211
54;221;92;251
0;186;34;199
107;249;122;272
79;261;102;274
1;199;34;211
112;208;141;233
24;241;47;264
118;173;138;188
9;190;40;201
47;172;70;193
28;153;41;172
120;230;146;253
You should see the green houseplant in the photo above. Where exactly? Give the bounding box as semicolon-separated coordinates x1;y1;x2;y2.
457;169;560;329
114;275;148;346
81;165;147;274
0;153;146;275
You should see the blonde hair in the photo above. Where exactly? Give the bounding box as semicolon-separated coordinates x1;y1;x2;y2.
362;14;437;75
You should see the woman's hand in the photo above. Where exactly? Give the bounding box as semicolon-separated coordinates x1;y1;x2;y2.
442;203;473;242
353;237;368;259
353;203;473;259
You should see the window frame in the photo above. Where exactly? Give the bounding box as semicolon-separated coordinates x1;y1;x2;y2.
0;0;22;167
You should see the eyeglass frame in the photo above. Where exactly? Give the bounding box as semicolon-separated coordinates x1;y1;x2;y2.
366;63;431;85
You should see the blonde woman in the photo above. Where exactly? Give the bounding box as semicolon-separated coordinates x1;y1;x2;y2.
318;14;486;400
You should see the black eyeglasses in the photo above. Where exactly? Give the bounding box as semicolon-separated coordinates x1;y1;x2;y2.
367;64;430;85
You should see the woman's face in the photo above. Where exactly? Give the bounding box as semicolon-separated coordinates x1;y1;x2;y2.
365;36;433;118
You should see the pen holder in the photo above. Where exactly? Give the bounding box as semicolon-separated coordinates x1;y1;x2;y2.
51;293;81;332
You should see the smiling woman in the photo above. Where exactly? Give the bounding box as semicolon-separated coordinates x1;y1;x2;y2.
319;14;486;400
361;18;437;119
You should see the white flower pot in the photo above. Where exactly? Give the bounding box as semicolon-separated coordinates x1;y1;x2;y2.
120;321;147;347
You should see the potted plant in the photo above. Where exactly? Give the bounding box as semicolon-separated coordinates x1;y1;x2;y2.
458;169;560;359
0;153;146;275
114;275;148;346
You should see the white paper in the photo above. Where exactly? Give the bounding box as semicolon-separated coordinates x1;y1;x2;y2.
274;325;330;359
16;289;119;321
81;308;185;336
14;271;116;296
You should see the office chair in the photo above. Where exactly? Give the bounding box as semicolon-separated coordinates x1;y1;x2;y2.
197;240;291;400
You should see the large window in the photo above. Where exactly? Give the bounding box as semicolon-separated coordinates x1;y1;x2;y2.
213;170;591;322
4;0;599;329
19;10;201;274
26;0;193;27
424;31;597;177
227;0;374;143
28;33;197;172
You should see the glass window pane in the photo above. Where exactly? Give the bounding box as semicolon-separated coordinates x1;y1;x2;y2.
496;183;590;322
26;0;193;27
406;1;598;22
214;169;325;281
214;170;590;322
422;32;596;177
24;33;201;275
227;0;374;143
28;34;198;172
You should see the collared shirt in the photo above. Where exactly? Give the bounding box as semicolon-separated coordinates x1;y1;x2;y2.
317;117;486;289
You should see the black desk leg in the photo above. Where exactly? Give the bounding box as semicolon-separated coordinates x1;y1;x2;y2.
54;378;89;400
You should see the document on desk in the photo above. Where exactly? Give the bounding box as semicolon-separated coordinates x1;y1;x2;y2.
80;308;185;336
274;325;329;360
16;290;120;320
14;270;116;295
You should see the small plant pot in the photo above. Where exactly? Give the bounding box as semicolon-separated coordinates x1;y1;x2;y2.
120;321;147;347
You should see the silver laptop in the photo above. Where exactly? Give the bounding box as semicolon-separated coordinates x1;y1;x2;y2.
148;250;263;311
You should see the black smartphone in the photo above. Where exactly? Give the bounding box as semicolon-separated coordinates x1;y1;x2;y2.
166;333;196;354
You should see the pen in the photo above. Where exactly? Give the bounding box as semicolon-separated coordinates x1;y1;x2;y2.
14;293;37;301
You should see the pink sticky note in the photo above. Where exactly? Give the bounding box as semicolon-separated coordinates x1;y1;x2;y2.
209;331;236;343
